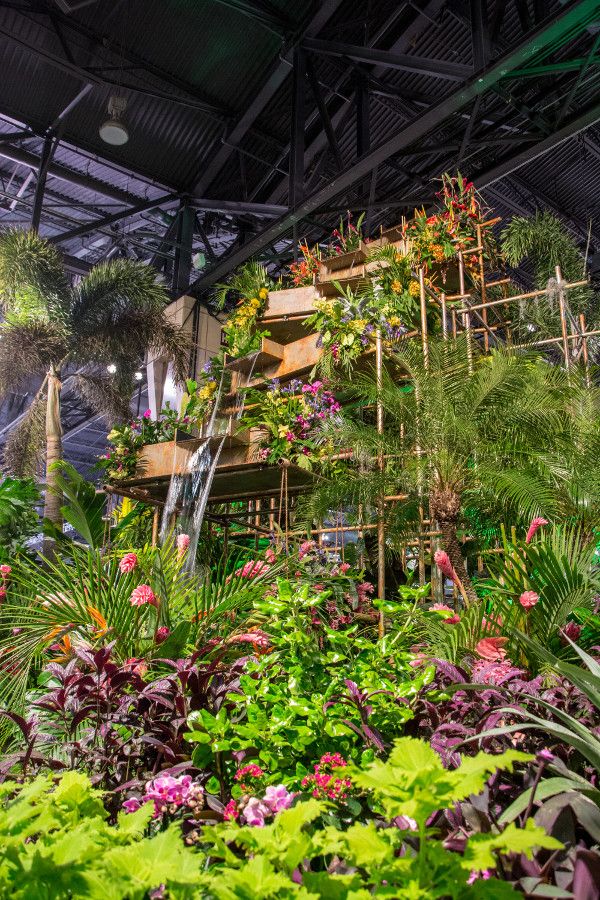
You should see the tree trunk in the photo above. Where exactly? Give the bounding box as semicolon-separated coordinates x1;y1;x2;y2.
43;364;63;556
439;521;478;605
430;487;478;605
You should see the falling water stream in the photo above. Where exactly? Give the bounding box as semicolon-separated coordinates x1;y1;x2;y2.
159;353;259;571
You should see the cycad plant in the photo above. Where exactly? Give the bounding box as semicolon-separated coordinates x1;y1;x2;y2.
305;336;582;603
0;229;188;532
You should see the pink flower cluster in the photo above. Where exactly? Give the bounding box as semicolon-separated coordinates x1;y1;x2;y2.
475;636;508;662
119;552;137;574
129;584;158;607
122;774;203;818
298;540;316;559
301;752;352;801
356;581;374;608
430;603;460;624
234;763;265;792
224;784;295;827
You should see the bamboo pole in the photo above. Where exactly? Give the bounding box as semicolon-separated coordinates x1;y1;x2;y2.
376;328;385;638
556;265;571;372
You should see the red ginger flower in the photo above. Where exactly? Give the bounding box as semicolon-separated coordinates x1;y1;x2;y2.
433;550;459;585
119;553;137;574
519;590;539;609
525;517;548;544
129;584;158;607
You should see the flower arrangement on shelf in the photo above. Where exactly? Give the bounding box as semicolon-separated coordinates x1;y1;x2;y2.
305;270;421;370
403;172;495;276
241;378;341;470
97;366;222;483
288;242;322;286
215;261;273;358
328;211;365;256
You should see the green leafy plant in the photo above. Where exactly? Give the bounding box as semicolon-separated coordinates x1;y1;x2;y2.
198;738;559;899
215;261;273;358
0;771;203;899
0;476;40;561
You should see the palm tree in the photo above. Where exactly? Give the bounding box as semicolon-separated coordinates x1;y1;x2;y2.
304;336;582;603
0;229;189;538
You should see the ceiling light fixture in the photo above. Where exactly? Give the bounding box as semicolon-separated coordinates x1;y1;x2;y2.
99;96;129;146
107;363;117;374
134;371;143;381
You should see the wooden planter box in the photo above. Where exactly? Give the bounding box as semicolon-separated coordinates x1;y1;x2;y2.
265;284;318;318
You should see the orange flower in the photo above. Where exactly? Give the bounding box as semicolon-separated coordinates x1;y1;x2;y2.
87;605;109;638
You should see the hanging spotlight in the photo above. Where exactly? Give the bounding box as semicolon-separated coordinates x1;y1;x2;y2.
107;363;117;374
99;96;129;146
134;371;143;381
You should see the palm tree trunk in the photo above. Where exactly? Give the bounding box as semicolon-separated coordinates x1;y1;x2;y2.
438;521;478;605
43;364;63;554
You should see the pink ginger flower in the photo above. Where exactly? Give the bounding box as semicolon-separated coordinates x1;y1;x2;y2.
430;603;460;624
129;584;158;607
475;636;508;662
525;517;548;544
561;621;582;644
0;565;11;579
263;784;295;814
119;553;138;574
242;796;270;827
298;540;315;559
265;547;276;563
235;560;270;579
339;562;351;574
176;533;190;558
154;626;170;644
433;550;459;585
519;590;539;609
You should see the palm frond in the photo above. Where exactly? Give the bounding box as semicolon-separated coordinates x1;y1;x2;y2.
0;321;67;393
72;372;132;423
0;228;70;323
2;389;46;477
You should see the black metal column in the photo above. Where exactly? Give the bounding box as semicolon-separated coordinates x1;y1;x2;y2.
31;131;58;233
172;202;195;296
289;45;306;259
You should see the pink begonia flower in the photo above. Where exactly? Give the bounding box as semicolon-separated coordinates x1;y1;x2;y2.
154;626;170;644
519;590;539;609
475;636;508;661
143;409;152;419
263;784;295;813
119;552;137;574
433;550;458;585
0;565;11;578
467;870;492;885
176;533;190;558
562;621;582;644
122;798;142;813
430;603;460;624
395;815;418;831
129;584;158;607
525;517;548;544
242;796;270;827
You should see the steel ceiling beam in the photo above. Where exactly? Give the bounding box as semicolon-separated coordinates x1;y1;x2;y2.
188;0;600;296
190;0;344;197
0;142;139;205
48;193;178;244
302;37;473;82
474;97;600;189
209;0;291;35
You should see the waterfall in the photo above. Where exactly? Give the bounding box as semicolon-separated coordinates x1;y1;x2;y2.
159;353;259;569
